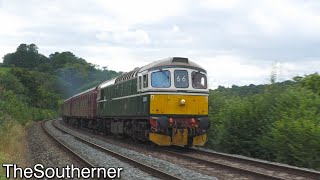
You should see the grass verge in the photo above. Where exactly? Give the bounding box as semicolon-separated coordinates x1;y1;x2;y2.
0;118;30;179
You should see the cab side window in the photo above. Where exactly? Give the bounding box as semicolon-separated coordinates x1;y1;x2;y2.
143;74;148;88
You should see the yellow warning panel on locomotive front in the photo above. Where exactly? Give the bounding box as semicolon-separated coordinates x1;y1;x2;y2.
150;94;208;115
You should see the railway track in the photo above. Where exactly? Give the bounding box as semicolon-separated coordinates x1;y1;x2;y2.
161;148;284;180
162;147;320;180
41;120;94;168
43;119;182;180
188;148;320;180
56;119;320;180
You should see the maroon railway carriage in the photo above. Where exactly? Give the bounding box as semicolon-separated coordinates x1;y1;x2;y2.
63;86;98;125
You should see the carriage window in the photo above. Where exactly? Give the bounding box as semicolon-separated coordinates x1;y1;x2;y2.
192;71;207;89
174;70;189;88
98;90;101;100
143;74;148;88
151;70;171;88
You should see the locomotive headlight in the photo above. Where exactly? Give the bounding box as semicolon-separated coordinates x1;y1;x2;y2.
180;99;186;105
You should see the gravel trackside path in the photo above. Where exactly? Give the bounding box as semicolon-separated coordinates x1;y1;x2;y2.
27;121;85;168
26;121;86;179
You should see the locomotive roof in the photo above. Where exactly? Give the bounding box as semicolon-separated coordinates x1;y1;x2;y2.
99;77;118;88
139;57;206;73
114;57;206;83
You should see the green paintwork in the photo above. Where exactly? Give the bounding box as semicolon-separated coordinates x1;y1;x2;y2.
97;78;150;118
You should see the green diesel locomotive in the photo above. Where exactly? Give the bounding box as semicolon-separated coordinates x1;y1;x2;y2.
63;57;210;147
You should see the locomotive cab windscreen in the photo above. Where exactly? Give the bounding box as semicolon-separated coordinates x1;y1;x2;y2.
151;70;171;88
139;68;208;92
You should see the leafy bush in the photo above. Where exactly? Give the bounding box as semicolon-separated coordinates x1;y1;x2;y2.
207;77;320;170
262;119;320;169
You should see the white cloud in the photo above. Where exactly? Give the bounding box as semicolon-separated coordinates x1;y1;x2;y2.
194;55;320;89
48;45;152;72
250;9;283;35
193;55;271;88
154;25;193;45
95;0;185;25
280;60;320;78
1;0;320;89
96;29;151;45
96;32;109;41
248;1;320;37
112;30;151;45
172;25;180;33
0;13;24;36
201;0;320;38
200;0;239;10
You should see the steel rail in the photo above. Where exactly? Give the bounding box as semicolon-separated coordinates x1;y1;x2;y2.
41;120;94;168
190;148;320;180
51;119;182;180
161;149;286;180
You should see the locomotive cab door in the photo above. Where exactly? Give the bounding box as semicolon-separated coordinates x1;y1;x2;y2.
142;73;148;114
137;72;149;115
137;75;142;115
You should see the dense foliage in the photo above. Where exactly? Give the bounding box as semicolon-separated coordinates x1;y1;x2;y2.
2;44;120;98
207;75;320;170
0;43;120;127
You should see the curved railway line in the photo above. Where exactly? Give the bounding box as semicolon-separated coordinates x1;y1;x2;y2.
41;120;94;168
162;148;320;180
187;148;320;180
42;119;182;180
49;119;320;180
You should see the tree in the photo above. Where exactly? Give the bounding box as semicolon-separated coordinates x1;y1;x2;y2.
300;73;320;95
49;52;86;69
10;68;60;109
3;44;48;68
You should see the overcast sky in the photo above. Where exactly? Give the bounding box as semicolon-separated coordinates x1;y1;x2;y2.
1;0;320;88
